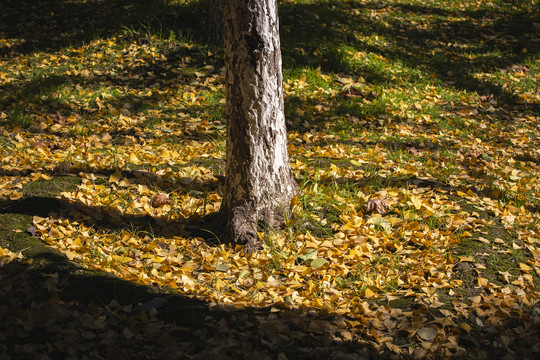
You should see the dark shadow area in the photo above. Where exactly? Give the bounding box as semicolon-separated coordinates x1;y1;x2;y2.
0;0;212;56
0;166;227;246
0;220;383;359
0;196;63;218
0;167;188;192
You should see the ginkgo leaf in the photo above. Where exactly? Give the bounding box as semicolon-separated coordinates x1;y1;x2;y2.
366;216;392;233
299;248;318;261
417;327;438;341
109;171;122;183
310;258;327;269
409;195;422;210
215;263;232;272
364;288;376;298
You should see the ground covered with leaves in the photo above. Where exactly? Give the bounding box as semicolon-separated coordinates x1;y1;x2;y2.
1;0;539;359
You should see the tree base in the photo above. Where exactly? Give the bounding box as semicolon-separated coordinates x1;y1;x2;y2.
222;205;262;253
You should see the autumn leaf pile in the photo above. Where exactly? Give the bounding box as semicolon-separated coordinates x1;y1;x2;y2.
1;0;539;358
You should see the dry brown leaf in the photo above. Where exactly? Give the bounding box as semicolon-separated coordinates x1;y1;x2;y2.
364;198;391;215
243;278;255;288
32;140;55;150
151;193;169;208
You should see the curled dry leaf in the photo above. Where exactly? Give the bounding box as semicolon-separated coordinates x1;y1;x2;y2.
405;145;419;155
151;193;169;208
342;87;363;99
32;140;55;150
364;198;391;215
509;64;529;73
26;226;38;237
243;278;255;288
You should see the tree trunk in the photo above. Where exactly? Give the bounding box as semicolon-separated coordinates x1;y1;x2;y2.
221;0;298;251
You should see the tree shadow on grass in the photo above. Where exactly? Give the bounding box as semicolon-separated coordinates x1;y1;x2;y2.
1;201;381;360
2;256;385;359
0;0;212;57
0;0;227;140
279;0;539;118
0;192;218;242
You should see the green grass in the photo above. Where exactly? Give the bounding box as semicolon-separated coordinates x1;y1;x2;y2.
4;105;31;127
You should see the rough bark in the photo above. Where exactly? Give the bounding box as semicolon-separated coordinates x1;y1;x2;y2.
221;0;298;251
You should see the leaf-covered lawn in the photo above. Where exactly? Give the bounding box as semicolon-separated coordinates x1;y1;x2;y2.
1;0;539;359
